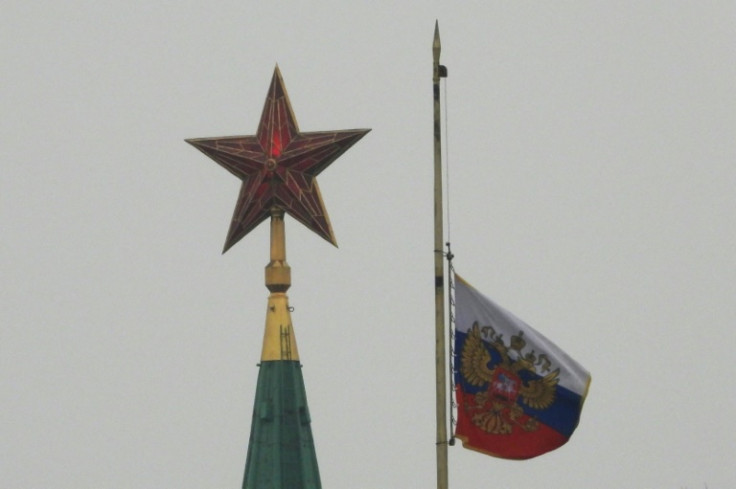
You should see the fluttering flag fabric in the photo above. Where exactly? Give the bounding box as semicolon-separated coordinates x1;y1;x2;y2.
454;274;591;460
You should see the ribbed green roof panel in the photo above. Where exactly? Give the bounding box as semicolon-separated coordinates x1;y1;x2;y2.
242;360;321;489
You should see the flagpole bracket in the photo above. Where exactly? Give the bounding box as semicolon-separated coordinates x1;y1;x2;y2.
445;242;454;262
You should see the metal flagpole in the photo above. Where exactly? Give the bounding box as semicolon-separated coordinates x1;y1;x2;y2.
433;20;449;489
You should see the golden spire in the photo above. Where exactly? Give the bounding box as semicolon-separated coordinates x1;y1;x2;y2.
261;206;299;361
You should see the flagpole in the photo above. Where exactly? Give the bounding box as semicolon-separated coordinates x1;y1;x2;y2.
433;20;449;489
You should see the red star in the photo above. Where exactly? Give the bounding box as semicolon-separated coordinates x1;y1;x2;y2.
186;66;370;253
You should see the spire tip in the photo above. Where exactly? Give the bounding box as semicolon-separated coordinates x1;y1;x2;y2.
433;21;441;55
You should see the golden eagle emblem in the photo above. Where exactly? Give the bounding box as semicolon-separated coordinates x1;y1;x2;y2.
459;321;560;434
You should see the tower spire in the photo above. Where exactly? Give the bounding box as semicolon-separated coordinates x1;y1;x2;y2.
242;207;319;489
185;66;369;489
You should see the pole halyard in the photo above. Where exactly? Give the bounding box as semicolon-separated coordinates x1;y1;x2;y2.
433;20;449;489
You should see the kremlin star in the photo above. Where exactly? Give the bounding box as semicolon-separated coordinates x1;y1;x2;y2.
186;66;370;252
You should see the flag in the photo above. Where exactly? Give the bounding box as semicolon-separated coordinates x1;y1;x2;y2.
453;274;590;460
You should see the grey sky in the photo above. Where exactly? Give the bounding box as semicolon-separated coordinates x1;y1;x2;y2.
3;2;735;488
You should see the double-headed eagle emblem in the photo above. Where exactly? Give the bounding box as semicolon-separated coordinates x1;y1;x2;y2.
460;322;560;434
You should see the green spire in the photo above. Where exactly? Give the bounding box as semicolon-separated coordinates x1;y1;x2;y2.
242;360;321;489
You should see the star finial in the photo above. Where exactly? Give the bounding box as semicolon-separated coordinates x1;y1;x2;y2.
186;66;370;253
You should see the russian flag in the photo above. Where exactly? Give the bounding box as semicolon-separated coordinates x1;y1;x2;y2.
453;274;591;460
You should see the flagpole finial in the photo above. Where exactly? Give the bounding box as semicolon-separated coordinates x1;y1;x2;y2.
433;21;441;61
433;23;447;81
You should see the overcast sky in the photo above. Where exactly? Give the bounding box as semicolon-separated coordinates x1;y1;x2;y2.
3;2;735;488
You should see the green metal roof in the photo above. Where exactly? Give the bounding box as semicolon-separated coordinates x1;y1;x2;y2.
242;360;321;489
